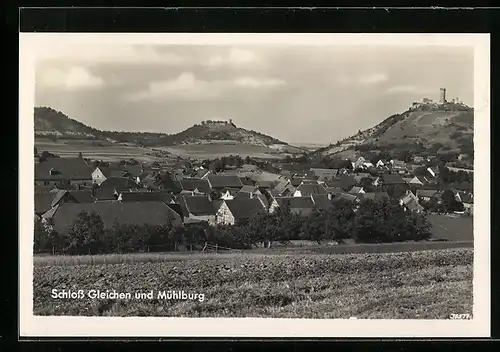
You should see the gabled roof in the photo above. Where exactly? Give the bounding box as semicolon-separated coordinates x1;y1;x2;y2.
43;201;182;233
309;168;339;178
99;177;140;190
255;180;275;189
224;198;265;220
35;158;93;180
290;177;305;187
411;176;428;184
94;188;118;201
325;186;343;195
68;190;95;203
239;177;255;186
180;178;212;194
295;184;327;197
348;186;364;194
311;194;331;210
359;192;389;202
120;191;174;203
208;175;243;189
34;192;56;215
181;195;216;216
416;189;439;198
382;174;407;185
50;190;69;207
274;196;316;216
401;194;424;212
240;185;258;193
457;191;473;204
334;193;359;203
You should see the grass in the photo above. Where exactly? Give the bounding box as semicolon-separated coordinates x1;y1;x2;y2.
34;240;473;267
33;248;473;319
427;215;473;241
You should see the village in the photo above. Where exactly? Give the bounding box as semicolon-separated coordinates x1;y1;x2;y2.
34;144;474;253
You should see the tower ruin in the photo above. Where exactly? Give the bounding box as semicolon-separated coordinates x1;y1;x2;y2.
439;88;447;104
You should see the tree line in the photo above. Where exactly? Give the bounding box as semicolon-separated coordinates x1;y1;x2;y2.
34;198;432;255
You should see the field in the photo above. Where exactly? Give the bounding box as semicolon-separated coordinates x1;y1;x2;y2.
35;139;162;162
156;143;285;159
427;215;473;241
33;248;473;319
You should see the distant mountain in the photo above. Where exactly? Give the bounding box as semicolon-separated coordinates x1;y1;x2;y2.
34;107;288;147
314;102;474;157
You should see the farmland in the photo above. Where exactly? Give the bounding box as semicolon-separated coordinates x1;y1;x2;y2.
156;143;285;159
427;214;473;241
35;139;162;162
33;248;473;319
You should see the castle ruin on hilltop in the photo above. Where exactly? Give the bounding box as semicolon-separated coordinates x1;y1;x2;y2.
410;88;468;111
201;119;237;127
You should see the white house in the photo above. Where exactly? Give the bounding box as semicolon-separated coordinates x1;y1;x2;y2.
376;160;385;168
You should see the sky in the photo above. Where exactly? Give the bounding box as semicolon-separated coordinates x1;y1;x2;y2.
35;44;474;145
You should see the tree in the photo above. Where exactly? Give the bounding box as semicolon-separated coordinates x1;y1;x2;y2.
65;211;105;254
441;189;463;213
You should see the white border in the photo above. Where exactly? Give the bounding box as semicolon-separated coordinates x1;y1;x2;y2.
19;33;490;338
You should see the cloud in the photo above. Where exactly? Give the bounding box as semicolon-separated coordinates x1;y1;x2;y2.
234;77;285;88
336;73;388;85
358;73;388;84
38;66;104;90
386;85;432;94
125;72;223;102
125;72;286;102
207;48;264;67
37;45;184;65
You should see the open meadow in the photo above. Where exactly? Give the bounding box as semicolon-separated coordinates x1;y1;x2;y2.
156;143;285;160
35;139;162;162
33;248;473;319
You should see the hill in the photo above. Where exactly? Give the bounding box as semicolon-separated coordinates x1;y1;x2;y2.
34;107;288;148
314;103;474;158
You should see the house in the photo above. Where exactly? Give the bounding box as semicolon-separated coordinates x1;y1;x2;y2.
193;168;210;179
416;189;440;202
311;194;332;210
220;187;240;200
35;189;95;216
239;176;255;186
399;191;424;213
272;179;291;196
118;191;175;204
180;178;212;194
390;159;406;169
92;165;143;186
413;156;425;164
334;193;359;203
408;176;429;186
348;186;365;194
255;180;275;190
41;201;182;234
179;195;217;225
93;188;119;201
402;177;413;184
354;156;367;169
381;174;407;186
99;177;140;191
456;191;473;213
375;160;385;168
270;196;316;217
35;157;93;187
308;168;339;180
290;176;306;187
208;175;243;190
293;184;328;197
360;192;390;202
372;177;382;187
325;186;344;196
457;153;471;161
427;166;440;178
216;198;266;225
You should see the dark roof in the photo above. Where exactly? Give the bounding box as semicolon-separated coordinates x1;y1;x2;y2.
290;178;304;187
181;195;216;216
334;193;359;202
311;194;331;210
99;177;140;190
239;185;258;193
275;196;316;210
120;191;174;203
35;158;93;180
382;174;407;185
325;186;343;194
256;180;275;189
44;201;182;234
35;185;54;194
416;189;440;198
67;190;95;203
34;192;56;214
360;192;389;202
94;188;118;201
295;184;327;197
208;175;243;189
239;177;255;186
309;168;339;178
180;178;212;194
224;198;265;220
